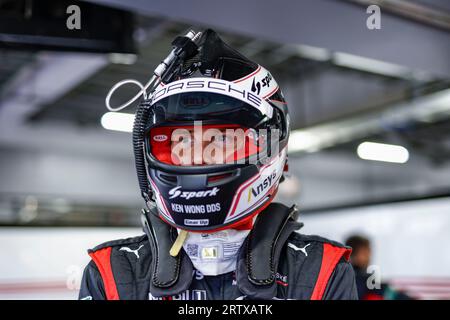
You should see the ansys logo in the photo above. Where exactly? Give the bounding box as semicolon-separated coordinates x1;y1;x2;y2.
247;171;276;202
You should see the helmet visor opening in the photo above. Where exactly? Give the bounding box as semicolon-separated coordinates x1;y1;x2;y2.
147;91;274;167
149;123;265;166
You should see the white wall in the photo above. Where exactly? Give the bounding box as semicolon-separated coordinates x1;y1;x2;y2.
300;197;450;279
0;227;141;299
281;151;450;209
0;146;141;207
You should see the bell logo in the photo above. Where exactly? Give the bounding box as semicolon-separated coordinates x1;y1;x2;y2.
153;134;168;142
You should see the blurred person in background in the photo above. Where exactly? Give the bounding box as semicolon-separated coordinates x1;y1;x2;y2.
346;234;411;300
345;235;377;299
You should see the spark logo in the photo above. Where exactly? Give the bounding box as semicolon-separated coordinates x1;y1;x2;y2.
168;186;220;200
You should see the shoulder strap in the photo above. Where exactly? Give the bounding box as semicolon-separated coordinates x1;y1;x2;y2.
88;247;119;300
310;243;352;300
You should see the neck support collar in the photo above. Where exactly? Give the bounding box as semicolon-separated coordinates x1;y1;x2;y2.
141;208;194;297
236;203;303;299
141;202;302;298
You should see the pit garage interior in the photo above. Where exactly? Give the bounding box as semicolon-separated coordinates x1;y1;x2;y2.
0;0;450;299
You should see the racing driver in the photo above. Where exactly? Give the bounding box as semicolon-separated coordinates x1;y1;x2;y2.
79;29;358;300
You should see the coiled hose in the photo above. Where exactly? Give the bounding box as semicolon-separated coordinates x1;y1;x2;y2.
132;98;153;203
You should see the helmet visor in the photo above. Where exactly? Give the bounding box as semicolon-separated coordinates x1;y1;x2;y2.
149;123;264;166
147;89;274;166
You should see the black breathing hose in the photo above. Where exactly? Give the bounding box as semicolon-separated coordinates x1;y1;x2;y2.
132;30;203;206
132;99;153;203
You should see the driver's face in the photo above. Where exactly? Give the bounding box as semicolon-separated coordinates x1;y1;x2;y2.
171;128;245;166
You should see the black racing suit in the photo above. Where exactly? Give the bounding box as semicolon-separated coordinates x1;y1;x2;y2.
79;231;358;300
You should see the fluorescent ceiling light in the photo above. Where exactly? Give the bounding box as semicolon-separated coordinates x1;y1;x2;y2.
334;52;420;80
357;141;409;163
288;130;321;153
108;53;137;65
101;112;134;132
295;44;331;61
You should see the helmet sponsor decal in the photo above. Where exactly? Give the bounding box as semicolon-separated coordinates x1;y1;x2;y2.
153;134;168;142
151;77;273;118
225;147;287;223
251;72;273;96
171;202;221;214
235;65;279;100
247;171;277;202
184;219;210;226
168;186;220;200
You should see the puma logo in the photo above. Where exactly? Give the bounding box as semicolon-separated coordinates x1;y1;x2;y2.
288;243;311;257
119;245;144;258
